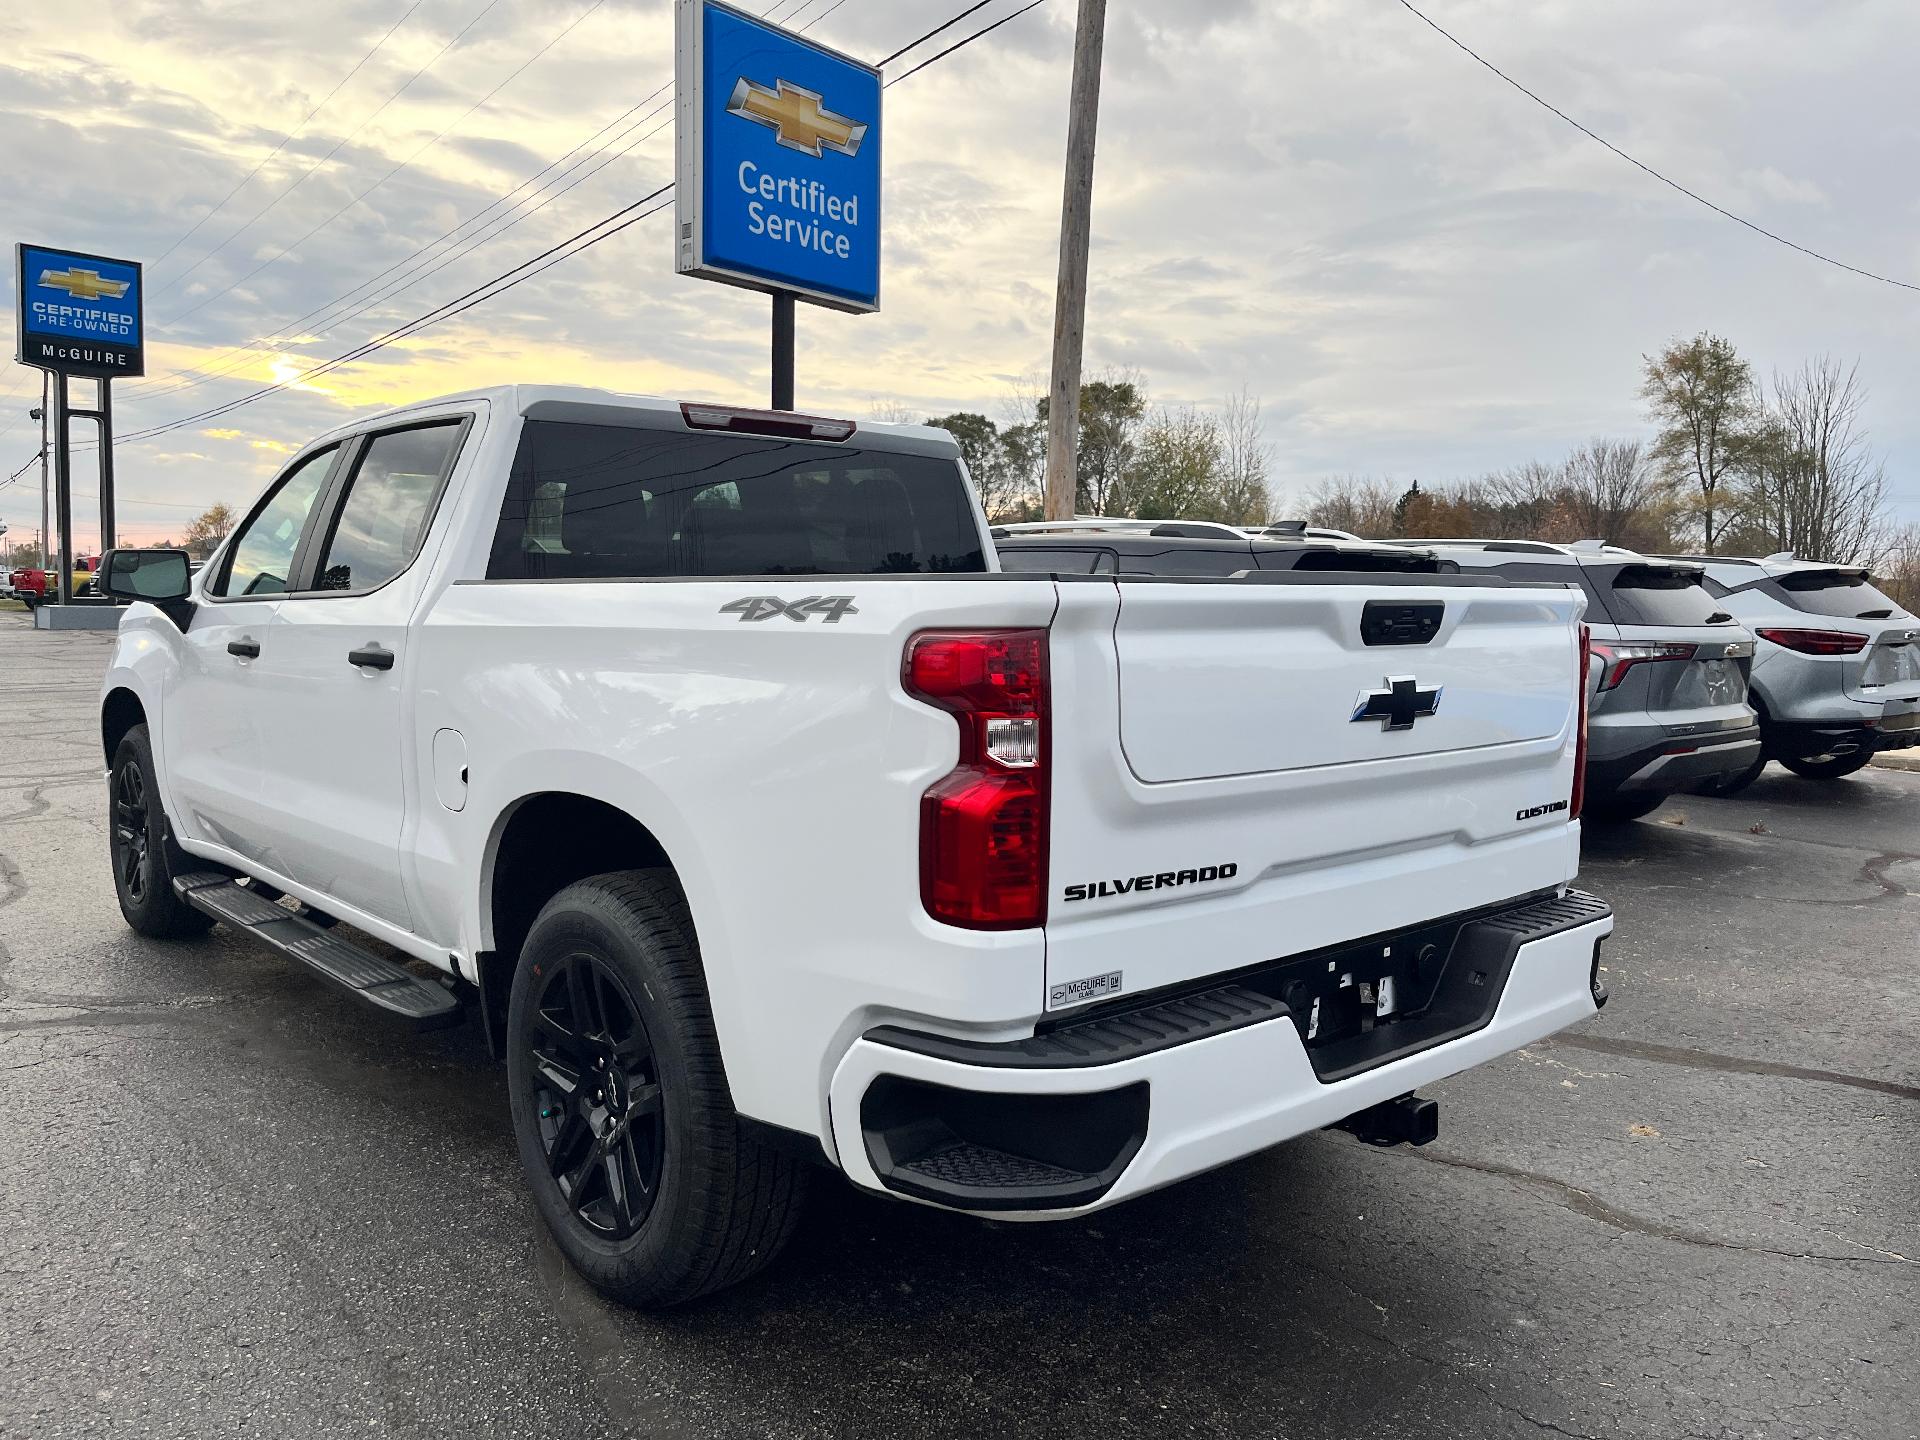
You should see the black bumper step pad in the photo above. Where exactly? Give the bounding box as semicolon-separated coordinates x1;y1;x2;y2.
174;874;460;1027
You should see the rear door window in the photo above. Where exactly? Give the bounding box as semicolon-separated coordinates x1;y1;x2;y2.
1766;570;1908;620
1604;564;1734;626
486;422;986;578
312;422;463;592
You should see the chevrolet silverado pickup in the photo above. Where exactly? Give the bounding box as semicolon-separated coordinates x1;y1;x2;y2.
97;385;1613;1307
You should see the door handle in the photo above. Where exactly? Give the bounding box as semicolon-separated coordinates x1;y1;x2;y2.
348;644;395;671
227;639;261;659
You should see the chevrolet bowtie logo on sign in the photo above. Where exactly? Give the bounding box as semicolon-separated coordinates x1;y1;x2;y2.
39;267;131;302
676;0;883;314
727;77;866;159
16;243;146;377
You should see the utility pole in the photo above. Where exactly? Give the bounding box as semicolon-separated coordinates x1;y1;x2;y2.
1042;0;1108;521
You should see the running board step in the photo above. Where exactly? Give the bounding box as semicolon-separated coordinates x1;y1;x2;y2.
173;873;460;1027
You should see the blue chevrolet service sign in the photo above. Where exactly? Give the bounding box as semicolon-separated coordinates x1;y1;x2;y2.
15;244;145;376
675;0;881;313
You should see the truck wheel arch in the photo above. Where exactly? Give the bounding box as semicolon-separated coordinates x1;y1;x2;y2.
477;791;687;1056
102;688;148;766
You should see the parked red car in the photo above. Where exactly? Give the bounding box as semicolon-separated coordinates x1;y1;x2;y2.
7;554;100;605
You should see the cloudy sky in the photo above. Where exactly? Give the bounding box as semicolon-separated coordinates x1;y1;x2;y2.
1;0;1916;548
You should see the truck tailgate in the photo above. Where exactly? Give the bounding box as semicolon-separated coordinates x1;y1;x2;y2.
1045;577;1586;1011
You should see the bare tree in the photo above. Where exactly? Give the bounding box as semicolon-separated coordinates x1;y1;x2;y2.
1738;358;1887;564
1563;437;1661;546
1216;388;1273;527
1642;332;1756;552
1304;475;1400;537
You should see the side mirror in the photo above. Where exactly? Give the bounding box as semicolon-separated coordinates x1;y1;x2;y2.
101;548;193;603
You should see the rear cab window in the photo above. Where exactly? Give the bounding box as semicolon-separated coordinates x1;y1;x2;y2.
486;421;987;579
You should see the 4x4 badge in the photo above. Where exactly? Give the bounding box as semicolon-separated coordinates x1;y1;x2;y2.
719;595;859;624
1351;676;1442;732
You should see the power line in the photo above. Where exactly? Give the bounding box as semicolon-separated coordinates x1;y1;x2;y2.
878;0;996;66
92;0;1032;451
163;0;611;331
1396;0;1920;294
150;0;427;270
152;0;507;307
134;90;676;403
885;0;1050;87
133;0;830;402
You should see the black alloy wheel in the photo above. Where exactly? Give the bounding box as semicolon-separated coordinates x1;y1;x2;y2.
107;725;215;939
520;951;665;1241
111;760;153;906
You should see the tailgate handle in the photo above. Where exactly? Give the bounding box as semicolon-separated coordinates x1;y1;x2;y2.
1361;600;1443;646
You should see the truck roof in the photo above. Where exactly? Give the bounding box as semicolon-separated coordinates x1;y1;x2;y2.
303;384;960;454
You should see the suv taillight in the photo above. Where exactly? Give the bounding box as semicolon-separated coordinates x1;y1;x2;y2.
1571;623;1591;821
1755;627;1869;656
1587;639;1696;690
904;630;1050;930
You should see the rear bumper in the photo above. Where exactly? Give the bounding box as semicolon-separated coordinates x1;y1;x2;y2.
1590;724;1762;795
829;891;1612;1218
1765;714;1920;759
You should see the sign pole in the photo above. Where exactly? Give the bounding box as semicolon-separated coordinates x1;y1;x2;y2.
97;379;115;552
51;373;72;606
771;291;796;411
38;372;51;570
1043;0;1108;521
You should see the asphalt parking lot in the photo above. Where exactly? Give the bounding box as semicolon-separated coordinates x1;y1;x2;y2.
1;614;1914;1440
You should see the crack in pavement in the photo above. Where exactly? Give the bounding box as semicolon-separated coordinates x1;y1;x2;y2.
1548;1033;1920;1103
1401;1148;1916;1265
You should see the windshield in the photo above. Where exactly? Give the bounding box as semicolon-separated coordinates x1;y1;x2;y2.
1768;570;1908;620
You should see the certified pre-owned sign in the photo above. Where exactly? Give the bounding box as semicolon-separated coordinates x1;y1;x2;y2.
675;0;882;313
15;244;145;377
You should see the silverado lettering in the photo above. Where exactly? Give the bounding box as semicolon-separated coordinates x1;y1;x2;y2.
1063;863;1239;903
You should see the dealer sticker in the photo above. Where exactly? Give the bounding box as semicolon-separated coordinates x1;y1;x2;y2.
1048;970;1123;1010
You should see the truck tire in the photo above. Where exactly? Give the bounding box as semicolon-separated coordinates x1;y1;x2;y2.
108;725;216;939
506;870;808;1308
1777;751;1873;780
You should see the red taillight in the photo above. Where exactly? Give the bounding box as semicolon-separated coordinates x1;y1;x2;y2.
1586;639;1697;690
1755;627;1868;656
905;630;1050;929
1571;623;1591;821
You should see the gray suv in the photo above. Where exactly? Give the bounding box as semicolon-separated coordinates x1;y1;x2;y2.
1415;542;1760;822
1656;554;1920;787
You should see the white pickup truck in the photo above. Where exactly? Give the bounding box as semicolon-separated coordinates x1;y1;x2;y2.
97;385;1612;1307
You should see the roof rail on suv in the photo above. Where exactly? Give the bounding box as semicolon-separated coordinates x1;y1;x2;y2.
993;518;1251;541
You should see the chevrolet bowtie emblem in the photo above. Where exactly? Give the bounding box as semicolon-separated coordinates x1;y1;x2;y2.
40;267;130;302
1351;676;1442;732
726;77;866;159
